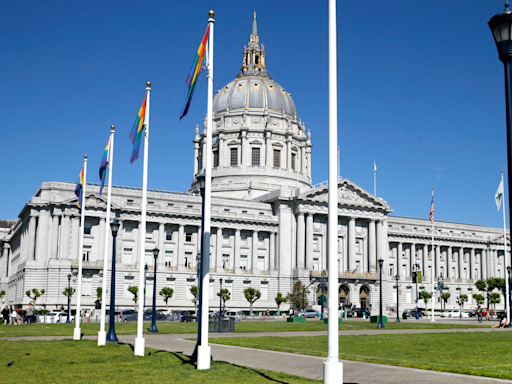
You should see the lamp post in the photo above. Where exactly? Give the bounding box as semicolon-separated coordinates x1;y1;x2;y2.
413;263;420;320
508;266;512;320
320;270;326;320
439;274;444;316
218;278;223;333
66;274;71;323
489;1;512;326
395;274;400;323
144;263;148;312
106;220;119;343
149;248;159;333
378;259;385;329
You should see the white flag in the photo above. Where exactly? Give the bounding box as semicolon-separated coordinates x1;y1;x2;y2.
495;179;504;211
374;160;377;172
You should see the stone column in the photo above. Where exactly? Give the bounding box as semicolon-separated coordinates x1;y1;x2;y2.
489;248;495;277
447;246;452;279
234;229;241;271
307;147;312;179
57;213;70;260
423;244;429;278
95;218;104;263
305;213;314;269
435;245;440;278
270;232;276;270
265;131;272;169
35;209;50;264
158;223;165;267
49;210;60;259
27;214;37;261
215;228;223;271
296;213;305;269
471;248;475;279
286;136;292;169
2;244;10;278
252;231;259;271
397;242;403;277
177;225;184;268
482;249;487;279
70;215;80;262
194;141;199;175
219;133;225;168
376;220;383;267
348;218;356;272
459;247;464;279
411;243;416;277
241;129;248;166
368;220;376;272
301;145;307;174
201;136;206;172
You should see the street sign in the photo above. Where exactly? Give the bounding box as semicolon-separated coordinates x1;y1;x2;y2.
417;271;422;284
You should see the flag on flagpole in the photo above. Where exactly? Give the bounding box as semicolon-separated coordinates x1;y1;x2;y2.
429;190;435;224
496;179;504;211
75;166;84;209
129;95;147;164
98;137;110;195
180;25;210;120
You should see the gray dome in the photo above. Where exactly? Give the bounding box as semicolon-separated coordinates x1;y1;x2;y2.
213;76;297;119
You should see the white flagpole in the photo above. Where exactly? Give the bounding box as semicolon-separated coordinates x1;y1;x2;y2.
374;160;377;196
73;154;87;340
431;188;435;322
501;171;510;322
98;126;115;346
337;145;340;179
197;10;214;370
324;1;343;382
134;82;151;357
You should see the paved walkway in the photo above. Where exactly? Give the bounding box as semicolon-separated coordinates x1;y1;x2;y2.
4;326;511;383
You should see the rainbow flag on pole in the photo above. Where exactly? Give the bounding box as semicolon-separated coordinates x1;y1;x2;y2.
99;137;110;195
75;166;84;209
180;25;209;120
129;95;147;164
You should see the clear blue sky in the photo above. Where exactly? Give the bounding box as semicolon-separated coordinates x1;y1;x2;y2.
0;0;509;229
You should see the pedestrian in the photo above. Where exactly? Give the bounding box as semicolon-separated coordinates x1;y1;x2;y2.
288;307;293;318
1;306;9;325
10;305;16;325
16;308;22;325
477;306;482;323
26;303;33;325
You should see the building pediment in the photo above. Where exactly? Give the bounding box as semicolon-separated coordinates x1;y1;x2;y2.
299;178;392;212
61;194;121;210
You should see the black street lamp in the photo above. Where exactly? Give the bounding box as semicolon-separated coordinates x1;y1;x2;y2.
218;278;223;333
439;274;444;316
413;263;421;320
378;259;385;329
395;274;400;323
106;220;119;343
149;248;159;333
66;274;71;323
320;270;326;320
507;266;512;318
144;263;148;311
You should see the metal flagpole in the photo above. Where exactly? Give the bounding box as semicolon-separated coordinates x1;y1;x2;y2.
134;82;151;357
501;171;510;322
374;160;377;196
197;10;214;370
431;188;435;322
324;0;343;382
74;154;87;340
98;126;115;346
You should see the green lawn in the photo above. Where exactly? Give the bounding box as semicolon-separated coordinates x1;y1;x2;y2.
210;331;512;380
0;320;486;338
0;339;319;384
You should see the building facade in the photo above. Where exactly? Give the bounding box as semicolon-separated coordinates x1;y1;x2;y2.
0;15;509;314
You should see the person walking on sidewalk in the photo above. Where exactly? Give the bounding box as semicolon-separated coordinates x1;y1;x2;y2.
26;303;33;324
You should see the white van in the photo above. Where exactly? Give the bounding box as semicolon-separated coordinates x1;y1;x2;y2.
224;310;245;321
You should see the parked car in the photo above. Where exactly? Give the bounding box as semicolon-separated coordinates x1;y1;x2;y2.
55;312;75;323
179;311;193;322
224;310;245;321
142;309;167;322
403;309;425;318
299;309;321;318
468;309;488;317
441;309;469;318
109;310;137;322
348;308;369;318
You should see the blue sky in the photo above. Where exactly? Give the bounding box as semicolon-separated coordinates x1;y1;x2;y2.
0;0;509;228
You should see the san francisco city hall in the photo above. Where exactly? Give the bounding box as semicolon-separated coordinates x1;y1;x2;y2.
0;17;509;315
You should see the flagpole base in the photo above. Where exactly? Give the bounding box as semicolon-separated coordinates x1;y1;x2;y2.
197;345;211;370
134;337;145;356
323;359;343;383
97;331;106;346
73;327;81;340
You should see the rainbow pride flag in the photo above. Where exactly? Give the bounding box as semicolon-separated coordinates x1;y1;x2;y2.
180;25;209;120
75;166;84;209
129;95;147;164
99;137;110;195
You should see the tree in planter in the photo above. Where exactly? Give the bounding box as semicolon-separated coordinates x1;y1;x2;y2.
457;294;468;311
159;287;174;308
288;280;309;311
244;287;261;316
475;278;499;317
190;285;198;305
275;293;287;314
127;286;138;311
217;289;231;310
489;292;501;316
441;292;451;308
26;288;45;307
472;294;485;306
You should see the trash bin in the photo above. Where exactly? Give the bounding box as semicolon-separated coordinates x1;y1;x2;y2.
402;313;408;320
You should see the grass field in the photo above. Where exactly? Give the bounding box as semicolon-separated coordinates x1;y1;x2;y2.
0;339;320;384
0;320;487;338
210;331;512;380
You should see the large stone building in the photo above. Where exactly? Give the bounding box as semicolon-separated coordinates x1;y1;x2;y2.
0;16;509;315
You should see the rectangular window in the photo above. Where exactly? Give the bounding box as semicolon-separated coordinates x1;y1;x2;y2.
313;237;319;251
209;279;215;300
223;234;230;245
82;246;91;262
122;248;133;264
258;235;265;247
145;250;154;267
230;148;238;166
185;233;192;243
313;257;319;271
406;288;412;304
213;151;219;167
252;147;260;166
258;255;265;270
273;149;281;168
225;280;233;297
291;153;296;170
166;232;173;241
240;255;248;269
389;263;394;276
222;254;230;270
124;226;133;239
124;276;135;299
146;228;153;240
81;275;92;296
84;222;92;235
241;234;248;246
185;252;192;268
164;250;173;267
260;282;269;301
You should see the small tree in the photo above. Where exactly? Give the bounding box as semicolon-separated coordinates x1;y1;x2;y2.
457;294;468;310
26;288;45;306
94;287;102;309
159;287;174;308
244;287;261;316
127;286;138;310
441;292;451;307
489;292;501;316
217;288;231;310
190;285;198;305
288;280;308;311
420;291;431;305
275;293;287;313
0;290;5;301
63;287;76;297
472;294;485;306
475;278;498;315
493;278;507;301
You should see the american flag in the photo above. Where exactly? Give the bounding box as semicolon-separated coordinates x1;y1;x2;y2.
429;190;434;224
